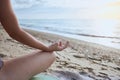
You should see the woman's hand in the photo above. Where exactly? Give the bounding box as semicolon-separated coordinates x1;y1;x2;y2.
46;40;69;52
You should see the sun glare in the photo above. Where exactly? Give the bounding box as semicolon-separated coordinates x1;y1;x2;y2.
98;1;120;20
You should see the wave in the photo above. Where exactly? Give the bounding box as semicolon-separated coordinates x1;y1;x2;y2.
77;33;120;39
21;24;120;40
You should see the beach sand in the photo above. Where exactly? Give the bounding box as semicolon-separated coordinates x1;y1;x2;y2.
0;25;120;80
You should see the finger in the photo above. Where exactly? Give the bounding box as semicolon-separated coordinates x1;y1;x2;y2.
63;41;69;48
66;41;69;46
58;44;67;51
58;41;62;46
62;41;69;48
54;41;69;51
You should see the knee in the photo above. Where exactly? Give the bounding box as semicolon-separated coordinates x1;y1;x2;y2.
49;52;56;62
37;51;56;66
46;52;56;65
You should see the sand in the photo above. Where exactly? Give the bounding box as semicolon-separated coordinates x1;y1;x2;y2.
0;25;120;80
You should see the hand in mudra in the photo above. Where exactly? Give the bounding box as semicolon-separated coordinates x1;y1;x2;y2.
48;40;69;52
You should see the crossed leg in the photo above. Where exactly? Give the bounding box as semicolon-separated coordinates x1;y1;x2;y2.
0;50;56;80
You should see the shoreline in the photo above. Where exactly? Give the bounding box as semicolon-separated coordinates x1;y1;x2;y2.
0;26;120;79
22;26;120;50
24;28;120;55
23;27;120;51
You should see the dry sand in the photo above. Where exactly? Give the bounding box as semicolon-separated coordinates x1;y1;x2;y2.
0;26;120;80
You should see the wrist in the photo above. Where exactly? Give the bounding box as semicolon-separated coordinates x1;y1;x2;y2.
42;46;52;52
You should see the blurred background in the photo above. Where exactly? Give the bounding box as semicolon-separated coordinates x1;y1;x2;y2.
11;0;120;49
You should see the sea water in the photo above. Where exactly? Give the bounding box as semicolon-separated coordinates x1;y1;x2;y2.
19;19;120;49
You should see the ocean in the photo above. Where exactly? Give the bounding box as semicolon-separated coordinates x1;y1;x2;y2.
19;19;120;49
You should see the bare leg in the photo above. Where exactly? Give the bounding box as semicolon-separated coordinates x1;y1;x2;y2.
0;50;56;80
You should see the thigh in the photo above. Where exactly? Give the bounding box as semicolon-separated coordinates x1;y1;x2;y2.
0;50;56;80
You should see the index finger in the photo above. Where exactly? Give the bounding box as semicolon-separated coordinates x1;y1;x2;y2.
58;41;69;51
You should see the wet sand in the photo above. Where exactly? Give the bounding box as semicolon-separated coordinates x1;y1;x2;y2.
0;26;120;80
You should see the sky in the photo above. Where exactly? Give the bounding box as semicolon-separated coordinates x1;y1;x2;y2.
11;0;120;19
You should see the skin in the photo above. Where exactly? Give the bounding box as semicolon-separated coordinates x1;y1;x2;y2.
0;0;69;80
